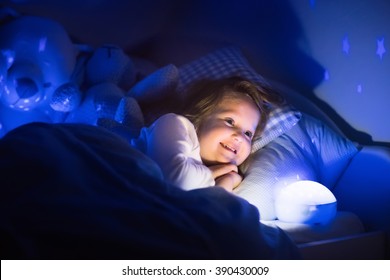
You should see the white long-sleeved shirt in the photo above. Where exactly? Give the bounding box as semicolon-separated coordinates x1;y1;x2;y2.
131;113;215;190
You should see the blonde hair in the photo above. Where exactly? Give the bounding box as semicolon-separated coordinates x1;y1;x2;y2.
183;77;284;138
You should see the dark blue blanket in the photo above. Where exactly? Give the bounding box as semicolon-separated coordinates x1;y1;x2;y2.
0;122;299;259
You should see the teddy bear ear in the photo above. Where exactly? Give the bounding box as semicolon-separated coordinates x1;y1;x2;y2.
86;44;136;89
127;64;179;104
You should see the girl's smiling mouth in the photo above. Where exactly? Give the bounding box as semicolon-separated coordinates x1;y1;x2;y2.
220;142;237;154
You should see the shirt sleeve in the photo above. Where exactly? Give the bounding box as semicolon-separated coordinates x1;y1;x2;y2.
135;113;215;190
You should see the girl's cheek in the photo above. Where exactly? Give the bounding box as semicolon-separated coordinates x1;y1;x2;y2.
246;142;252;154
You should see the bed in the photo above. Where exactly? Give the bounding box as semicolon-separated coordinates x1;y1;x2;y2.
1;12;389;260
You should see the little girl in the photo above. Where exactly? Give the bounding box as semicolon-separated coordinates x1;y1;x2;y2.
131;77;283;191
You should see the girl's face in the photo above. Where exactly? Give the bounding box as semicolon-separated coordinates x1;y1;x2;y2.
197;94;260;166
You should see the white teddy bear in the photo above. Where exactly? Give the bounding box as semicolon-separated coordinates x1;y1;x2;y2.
0;8;179;140
0;10;79;137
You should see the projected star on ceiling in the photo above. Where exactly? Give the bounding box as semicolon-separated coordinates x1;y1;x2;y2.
376;38;386;60
324;70;330;81
357;84;362;93
342;36;350;54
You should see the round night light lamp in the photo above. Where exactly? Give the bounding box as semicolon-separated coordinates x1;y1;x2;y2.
275;180;337;225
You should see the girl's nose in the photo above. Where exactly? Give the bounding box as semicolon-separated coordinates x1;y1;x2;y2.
233;134;243;143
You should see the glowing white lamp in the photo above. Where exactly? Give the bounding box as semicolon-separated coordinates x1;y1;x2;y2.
275;180;337;225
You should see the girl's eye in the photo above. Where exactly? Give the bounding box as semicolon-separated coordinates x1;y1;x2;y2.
224;118;234;126
245;131;253;139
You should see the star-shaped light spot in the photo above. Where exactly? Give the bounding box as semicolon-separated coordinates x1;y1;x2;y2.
342;36;350;54
39;37;47;52
376;38;386;60
324;70;330;81
357;84;363;93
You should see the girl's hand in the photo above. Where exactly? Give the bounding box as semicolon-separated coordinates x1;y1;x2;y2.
207;163;242;192
208;163;238;179
215;171;243;192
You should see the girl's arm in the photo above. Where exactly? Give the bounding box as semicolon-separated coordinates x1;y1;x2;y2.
138;113;215;190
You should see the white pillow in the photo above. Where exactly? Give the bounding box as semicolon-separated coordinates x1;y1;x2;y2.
236;113;358;221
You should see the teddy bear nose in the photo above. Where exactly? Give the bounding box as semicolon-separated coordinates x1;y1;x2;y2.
15;77;39;99
2;62;45;111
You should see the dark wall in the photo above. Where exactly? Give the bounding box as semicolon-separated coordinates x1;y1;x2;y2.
3;0;390;145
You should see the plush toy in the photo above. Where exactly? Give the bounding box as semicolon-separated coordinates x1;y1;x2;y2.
0;8;180;140
65;44;152;138
0;10;80;137
71;44;142;126
66;43;180;139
